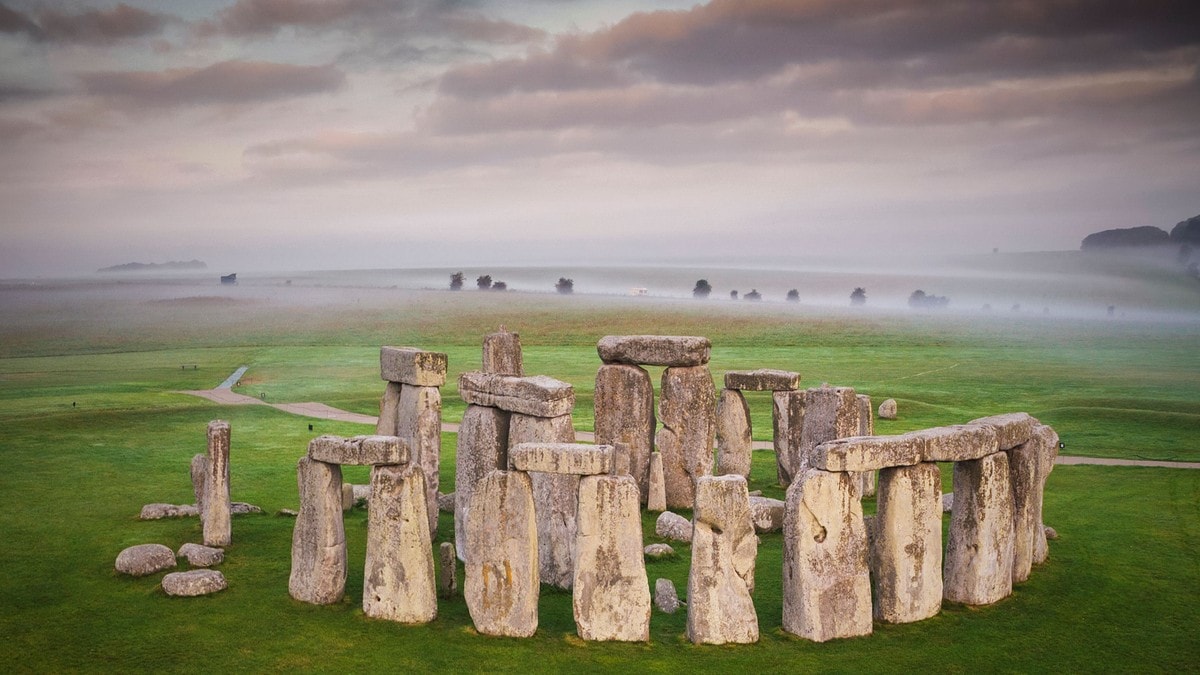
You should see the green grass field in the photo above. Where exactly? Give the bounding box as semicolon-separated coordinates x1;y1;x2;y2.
0;279;1197;671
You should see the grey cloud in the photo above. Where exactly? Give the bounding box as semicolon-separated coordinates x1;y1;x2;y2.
36;3;172;44
0;2;40;39
81;60;345;107
197;0;388;37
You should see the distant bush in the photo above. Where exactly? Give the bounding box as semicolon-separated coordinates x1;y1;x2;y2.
492;281;507;291
450;272;464;291
476;275;492;290
1170;214;1200;245
693;279;712;299
556;277;574;294
730;290;738;300
908;289;950;309
745;289;762;301
1080;226;1170;250
850;287;866;305
786;289;799;302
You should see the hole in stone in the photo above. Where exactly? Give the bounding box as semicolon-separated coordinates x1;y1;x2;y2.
814;526;827;543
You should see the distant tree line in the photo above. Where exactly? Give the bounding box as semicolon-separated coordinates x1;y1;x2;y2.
908;289;950;309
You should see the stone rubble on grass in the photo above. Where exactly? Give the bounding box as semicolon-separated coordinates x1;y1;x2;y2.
178;543;224;567
878;398;898;419
277;508;299;517
644;543;675;559
162;569;227;597
748;495;786;533
1044;526;1059;540
230;502;262;514
438;542;457;599
436;491;454;513
655;511;693;542
942;492;955;513
115;544;176;577
654;578;684;614
139;503;199;520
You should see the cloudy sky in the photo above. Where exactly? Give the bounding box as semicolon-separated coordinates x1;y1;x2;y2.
2;0;1198;276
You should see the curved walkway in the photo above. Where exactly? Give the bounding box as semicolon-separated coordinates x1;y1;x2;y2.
180;370;1199;470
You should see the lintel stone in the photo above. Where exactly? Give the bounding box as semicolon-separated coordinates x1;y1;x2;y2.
458;372;575;417
380;346;448;387
597;335;711;367
913;424;999;462
307;434;409;466
509;443;614;476
723;369;801;391
967;412;1037;450
812;433;923;472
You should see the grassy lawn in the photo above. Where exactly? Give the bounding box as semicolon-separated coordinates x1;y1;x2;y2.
0;281;1197;671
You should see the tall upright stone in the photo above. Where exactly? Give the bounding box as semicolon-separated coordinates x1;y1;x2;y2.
203;420;232;547
1032;425;1060;565
686;475;758;645
464;470;539;638
455;405;510;560
772;390;805;486
573;475;651;642
376;381;403;435
510;412;578;589
363;464;437;623
482;329;523;376
1011;424;1058;580
647;452;666;512
870;462;942;623
656;365;716;509
798;386;861;480
944;451;1014;605
397;384;442;536
856;394;876;497
716;389;752;478
782;469;872;642
594;364;655;502
289;456;346;605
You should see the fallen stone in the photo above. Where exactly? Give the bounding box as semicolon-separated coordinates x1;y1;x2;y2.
307;434;409;466
1044;525;1059;540
647;452;666;512
654;578;683;614
773;390;805;486
942;492;954;513
573;474;651;642
482;329;523;376
597;335;711;367
162;569;227;597
454;405;510;561
363;464;437;624
289;457;346;605
436;491;454;513
178;543;224;567
396;384;442;535
878;398;898;419
944;452;1014;605
139;503;199;520
716;389;753;478
203;420;232;548
379;346;447;387
644;543;675;559
115;544;176;577
230;502;262;515
748;495;785;533
278;508;299;517
464;470;539;637
656;365;716;509
968;412;1037;451
870;462;943;624
458;372;575;418
593;364;655;502
376;381;402;435
782;469;872;642
723;369;801;391
656;511;693;542
438;542;457;599
509;443;613;475
510;413;579;589
812;434;923;472
914;424;1000;462
686;475;758;645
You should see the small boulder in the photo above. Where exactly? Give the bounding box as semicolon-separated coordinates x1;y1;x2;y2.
231;502;263;514
942;492;954;513
654;578;683;614
655;511;693;542
115;544;176;577
748;496;785;533
162;569;227;597
437;492;455;513
644;543;675;560
178;543;224;567
1044;525;1059;540
139;503;199;520
277;508;299;517
878;399;898;420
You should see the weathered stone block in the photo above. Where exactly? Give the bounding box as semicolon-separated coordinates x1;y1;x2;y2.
655;578;683;614
870;462;943;623
798;386;861;477
178;543;224;567
464;470;539;637
687;475;758;644
363;464;437;623
812;434;923;472
944;452;1014;605
203;420;232;547
162;569;227;597
593;364;655;502
647;452;666;512
289;457;346;605
656;365;716;509
115;544;176;577
773;390;805;486
968;412;1037;450
716;389;753;478
438;542;457;599
913;424;999;462
878;398;897;419
644;543;674;559
380;346;447;387
482;329;523;376
190;454;208;520
376;381;402;435
307;434;409;466
782;469;872;642
509;443;613;475
655;511;693;542
723;369;801;391
857;395;874;436
1032;425;1060;565
748;495;785;533
397;384;442;535
455;405;510;560
597;335;711;367
510;413;578;589
458;372;575;418
574;475;651;642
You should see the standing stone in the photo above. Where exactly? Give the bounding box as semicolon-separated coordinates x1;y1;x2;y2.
782;469;872;642
857;394;876;497
341;482;354;512
482;329;523;376
289;457;346;605
870;462;942;623
438;542;457;599
716;389;753;478
380;347;447;387
798;386;860;479
656;365;716;509
573;475;651;642
455;405;510;560
203;420;232;548
944;451;1014;605
686;475;758;645
376;381;403;435
397;384;442;536
655;578;683;614
647;452;666;512
464;470;539;637
879;398;898;419
772;390;805;486
510;412;578;589
363;464;437;623
594;364;655;502
190;454;208;522
1012;425;1058;579
1032;425;1060;565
